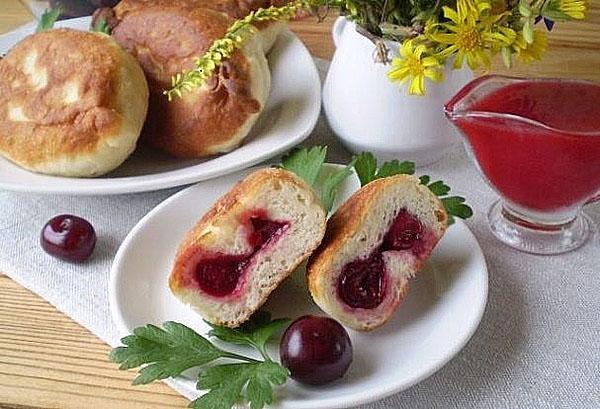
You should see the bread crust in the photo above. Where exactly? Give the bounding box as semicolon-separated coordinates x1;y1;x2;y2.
0;29;148;176
307;174;448;331
170;167;327;327
114;0;288;19
111;4;268;158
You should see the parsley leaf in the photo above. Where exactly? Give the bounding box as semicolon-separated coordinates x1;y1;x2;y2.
376;159;415;178
280;146;326;186
318;159;356;212
280;146;354;212
352;152;473;224
206;311;289;360
109;322;225;385
36;8;62;33
354;152;414;186
353;151;378;186
191;361;288;409
441;196;474;224
110;314;291;409
91;18;112;35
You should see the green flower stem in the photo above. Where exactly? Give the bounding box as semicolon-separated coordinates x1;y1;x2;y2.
165;0;311;100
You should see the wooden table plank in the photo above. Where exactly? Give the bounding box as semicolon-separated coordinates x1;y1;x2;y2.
0;1;599;408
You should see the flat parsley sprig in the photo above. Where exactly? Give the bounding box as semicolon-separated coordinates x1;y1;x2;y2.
353;152;473;224
109;312;290;409
280;146;355;213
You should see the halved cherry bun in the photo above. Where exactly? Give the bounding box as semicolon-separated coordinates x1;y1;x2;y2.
170;168;327;327
307;174;448;331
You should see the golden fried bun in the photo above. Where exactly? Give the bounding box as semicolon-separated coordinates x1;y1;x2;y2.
112;6;270;158
112;0;285;52
0;29;149;177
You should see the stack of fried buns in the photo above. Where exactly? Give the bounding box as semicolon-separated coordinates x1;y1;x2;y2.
0;0;282;177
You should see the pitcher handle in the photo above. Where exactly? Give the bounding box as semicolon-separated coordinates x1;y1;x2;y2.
332;17;346;48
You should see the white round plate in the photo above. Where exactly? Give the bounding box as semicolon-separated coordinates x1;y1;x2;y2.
110;166;488;408
0;18;320;195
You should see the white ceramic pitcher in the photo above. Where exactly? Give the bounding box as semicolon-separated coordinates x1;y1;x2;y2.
323;17;473;165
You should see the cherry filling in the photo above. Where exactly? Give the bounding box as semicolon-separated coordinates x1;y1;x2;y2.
382;209;424;253
337;209;425;309
193;213;288;298
338;254;386;309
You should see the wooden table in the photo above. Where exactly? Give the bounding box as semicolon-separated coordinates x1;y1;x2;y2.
0;1;599;408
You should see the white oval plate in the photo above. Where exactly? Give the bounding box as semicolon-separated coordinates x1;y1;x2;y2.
110;166;488;408
0;18;320;195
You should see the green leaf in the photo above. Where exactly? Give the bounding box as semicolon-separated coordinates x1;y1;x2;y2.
426;180;451;196
192;362;288;409
36;8;61;33
280;146;327;186
318;160;356;212
501;46;513;69
280;146;355;213
419;175;430;185
207;311;290;358
441;196;474;220
109;322;225;385
523;19;534;44
376;159;415;178
351;153;473;224
518;0;532;17
353;152;378;186
91;18;111;35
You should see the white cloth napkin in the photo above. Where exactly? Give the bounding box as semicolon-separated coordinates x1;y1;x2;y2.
1;60;598;408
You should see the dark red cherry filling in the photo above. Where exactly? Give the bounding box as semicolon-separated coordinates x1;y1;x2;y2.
192;212;289;298
337;209;425;309
338;253;386;309
194;254;249;297
382;209;424;253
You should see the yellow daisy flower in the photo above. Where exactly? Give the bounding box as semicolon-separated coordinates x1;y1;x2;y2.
513;29;548;63
559;0;587;19
388;40;443;96
427;0;515;70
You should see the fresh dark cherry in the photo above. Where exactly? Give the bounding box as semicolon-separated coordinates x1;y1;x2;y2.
338;254;386;309
382;209;423;251
193;215;288;297
280;315;353;385
40;215;97;262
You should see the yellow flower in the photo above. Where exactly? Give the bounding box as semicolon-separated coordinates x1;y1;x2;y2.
388;40;443;96
513;29;548;63
559;0;587;19
427;0;515;70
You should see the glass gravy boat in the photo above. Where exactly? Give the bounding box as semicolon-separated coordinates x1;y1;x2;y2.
445;75;600;254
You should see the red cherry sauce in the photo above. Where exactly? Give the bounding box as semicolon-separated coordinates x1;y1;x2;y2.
338;209;430;309
452;80;600;211
192;210;289;298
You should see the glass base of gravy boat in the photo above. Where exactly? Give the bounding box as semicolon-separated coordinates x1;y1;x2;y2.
488;200;596;255
445;75;600;255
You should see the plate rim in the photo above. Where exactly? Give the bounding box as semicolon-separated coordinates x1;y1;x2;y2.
109;166;489;408
0;17;321;195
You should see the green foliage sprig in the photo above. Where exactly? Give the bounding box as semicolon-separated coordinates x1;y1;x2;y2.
280;146;355;213
91;18;111;35
110;311;290;409
165;0;310;100
36;7;61;33
353;152;473;224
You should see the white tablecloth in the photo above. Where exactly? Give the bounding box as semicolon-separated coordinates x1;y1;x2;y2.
1;60;598;408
